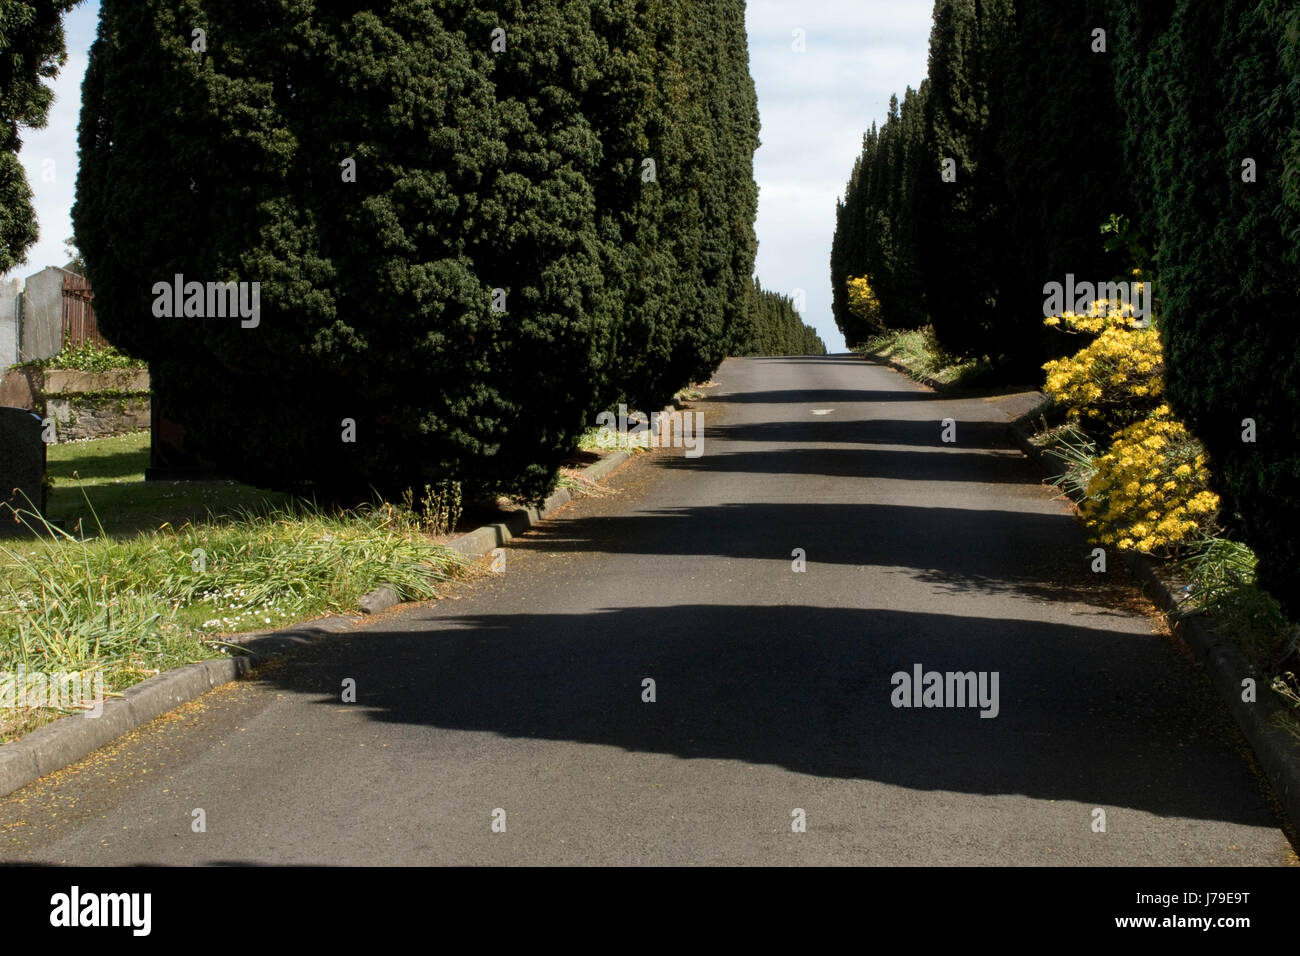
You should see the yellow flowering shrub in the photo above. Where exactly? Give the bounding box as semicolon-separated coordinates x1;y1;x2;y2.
1042;288;1149;334
1042;324;1164;433
1079;405;1219;553
846;275;883;332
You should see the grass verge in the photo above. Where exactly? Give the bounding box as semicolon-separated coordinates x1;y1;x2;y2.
2;492;466;743
576;385;706;455
5;411;645;743
858;327;997;389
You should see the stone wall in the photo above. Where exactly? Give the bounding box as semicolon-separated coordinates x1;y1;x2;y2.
46;395;151;442
0;366;150;442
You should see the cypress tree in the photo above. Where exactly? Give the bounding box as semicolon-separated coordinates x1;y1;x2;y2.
913;0;1013;362
0;0;78;273
75;0;612;502
830;128;874;347
637;0;714;403
634;0;758;393
884;82;930;331
739;278;826;356
588;0;675;412
860;94;900;330
1112;0;1300;614
857;85;930;334
717;0;761;362
76;0;760;498
989;0;1128;377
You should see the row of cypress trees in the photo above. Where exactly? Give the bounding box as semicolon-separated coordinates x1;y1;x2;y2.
832;0;1300;615
72;0;762;502
829;85;931;345
831;0;1125;371
736;279;827;358
1111;0;1300;615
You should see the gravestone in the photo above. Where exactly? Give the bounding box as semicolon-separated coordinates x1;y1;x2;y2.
0;406;46;536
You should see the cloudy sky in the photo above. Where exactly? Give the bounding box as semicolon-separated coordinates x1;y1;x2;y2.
8;1;933;351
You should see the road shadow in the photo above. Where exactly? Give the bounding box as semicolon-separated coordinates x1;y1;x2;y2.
658;445;1039;484
698;416;1021;449
252;602;1277;828
711;388;937;405
509;499;1093;586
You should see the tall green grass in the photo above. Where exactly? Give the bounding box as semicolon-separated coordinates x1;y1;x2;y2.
1;496;466;722
860;327;995;387
1177;535;1298;671
1043;423;1098;503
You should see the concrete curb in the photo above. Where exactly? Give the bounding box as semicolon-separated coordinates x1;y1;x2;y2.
0;446;638;798
424;448;632;565
0;616;356;799
427;401;688;565
1005;407;1300;832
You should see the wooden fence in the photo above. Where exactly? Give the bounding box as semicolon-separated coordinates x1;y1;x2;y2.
60;271;108;349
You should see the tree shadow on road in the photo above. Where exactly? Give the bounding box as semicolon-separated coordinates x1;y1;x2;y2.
508;500;1101;600
255;601;1278;829
697;416;1021;449
708;387;937;405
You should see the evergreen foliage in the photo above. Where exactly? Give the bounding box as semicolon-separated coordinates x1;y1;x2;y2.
74;0;761;501
0;0;79;273
831;0;1300;611
738;278;827;356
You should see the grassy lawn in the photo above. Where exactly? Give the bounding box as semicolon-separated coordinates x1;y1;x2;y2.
46;430;293;537
2;431;468;742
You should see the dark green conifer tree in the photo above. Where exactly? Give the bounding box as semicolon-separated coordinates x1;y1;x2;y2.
1111;0;1300;614
76;1;612;501
0;0;79;273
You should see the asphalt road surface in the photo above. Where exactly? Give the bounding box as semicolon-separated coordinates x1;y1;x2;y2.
1;355;1293;865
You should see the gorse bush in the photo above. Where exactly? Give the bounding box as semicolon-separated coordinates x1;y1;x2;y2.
1042;323;1164;434
1040;285;1150;335
845;276;884;335
1040;297;1216;554
1079;406;1219;554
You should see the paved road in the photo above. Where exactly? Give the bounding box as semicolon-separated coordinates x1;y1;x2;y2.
1;355;1293;865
